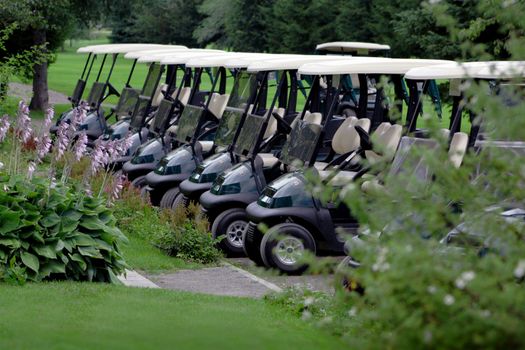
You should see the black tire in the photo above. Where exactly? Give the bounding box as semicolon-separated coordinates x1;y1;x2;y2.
260;223;316;275
140;186;150;202
211;208;248;257
242;223;265;266
159;187;180;209
131;175;147;189
171;192;187;211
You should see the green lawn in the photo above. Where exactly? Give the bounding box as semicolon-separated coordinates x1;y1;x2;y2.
120;229;201;273
0;282;344;350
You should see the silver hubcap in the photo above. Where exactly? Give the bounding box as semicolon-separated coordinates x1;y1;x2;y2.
275;236;305;266
226;220;247;248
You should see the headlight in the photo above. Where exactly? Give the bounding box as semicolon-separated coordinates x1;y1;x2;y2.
211;182;241;195
131;154;154;165
189;167;218;183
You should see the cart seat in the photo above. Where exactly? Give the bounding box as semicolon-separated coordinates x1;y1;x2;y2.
208;93;230;119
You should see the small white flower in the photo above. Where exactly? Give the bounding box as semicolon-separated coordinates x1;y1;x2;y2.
0;161;3;170
301;310;312;321
427;285;437;294
461;271;476;282
348;307;357;317
423;330;433;344
480;309;491;318
443;294;455;306
514;260;525;279
303;296;315;307
455;279;466;289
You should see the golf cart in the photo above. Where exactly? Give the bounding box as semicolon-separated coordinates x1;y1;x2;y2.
337;60;525;285
51;44;178;138
141;53;298;206
242;58;453;274
196;55;393;255
121;51;242;183
109;50;226;170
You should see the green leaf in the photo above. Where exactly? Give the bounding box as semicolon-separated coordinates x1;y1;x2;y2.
77;246;103;259
79;216;106;231
40;261;66;278
33;245;57;259
40;212;61;228
0;238;21;249
69;253;87;271
0;211;21;234
20;252;40;273
70;234;97;247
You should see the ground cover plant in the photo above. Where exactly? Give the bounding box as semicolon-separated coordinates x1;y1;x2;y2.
0;101;134;283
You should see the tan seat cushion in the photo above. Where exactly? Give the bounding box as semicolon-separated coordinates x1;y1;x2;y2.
259;153;280;168
319;170;358;186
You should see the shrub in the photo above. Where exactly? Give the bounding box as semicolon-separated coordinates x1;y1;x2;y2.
153;203;223;264
114;186;223;265
0;174;128;283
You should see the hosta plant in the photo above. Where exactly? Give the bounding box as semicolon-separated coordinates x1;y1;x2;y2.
0;174;128;283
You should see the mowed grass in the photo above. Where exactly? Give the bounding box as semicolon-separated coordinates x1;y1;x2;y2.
0;282;344;350
120;228;201;273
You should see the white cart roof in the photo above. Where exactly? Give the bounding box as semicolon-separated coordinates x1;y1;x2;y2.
405;61;525;80
123;48;193;59
223;54;302;69
156;50;228;65
475;61;525;79
246;55;352;73
316;41;391;54
299;58;451;75
185;53;277;68
77;44;184;54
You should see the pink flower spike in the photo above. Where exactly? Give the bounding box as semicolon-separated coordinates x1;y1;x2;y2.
16;101;32;143
43;107;54;130
74;133;88;161
55;121;70;161
0;115;10;143
27;161;36;179
37;134;52;160
111;174;125;202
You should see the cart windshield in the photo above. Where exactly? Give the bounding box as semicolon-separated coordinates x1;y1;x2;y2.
233;112;266;157
129;96;151;129
115;87;140;117
142;63;163;97
86;82;106;107
175;104;204;143
214;108;244;147
279;119;322;166
71;79;86;104
227;71;258;109
388;137;440;187
151;99;174;135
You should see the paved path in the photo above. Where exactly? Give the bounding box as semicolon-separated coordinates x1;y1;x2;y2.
8;82;69;105
118;269;160;289
138;258;337;298
145;264;281;298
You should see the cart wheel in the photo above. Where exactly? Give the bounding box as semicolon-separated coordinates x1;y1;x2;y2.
260;223;316;275
242;222;265;266
212;208;248;257
140;186;150;202
171;192;187;211
131;175;147;189
159;187;180;209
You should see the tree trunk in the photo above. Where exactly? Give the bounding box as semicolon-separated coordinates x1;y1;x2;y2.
29;29;49;111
